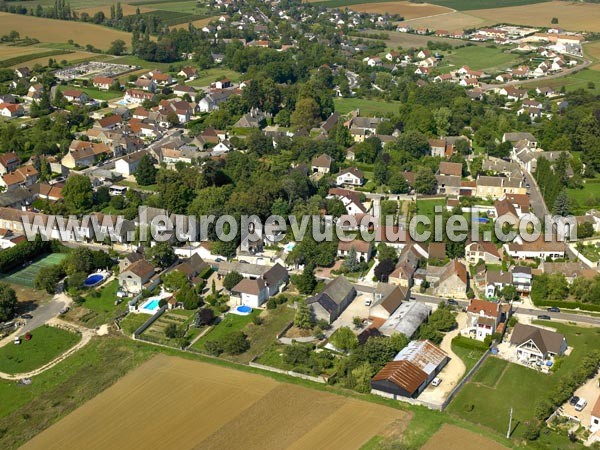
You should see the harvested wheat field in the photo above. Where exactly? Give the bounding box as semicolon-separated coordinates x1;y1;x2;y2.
402;11;486;32
76;4;153;17
21;355;410;450
0;13;132;50
349;1;451;18
169;17;216;30
0;45;48;60
10;51;102;69
421;424;509;450
469;1;600;32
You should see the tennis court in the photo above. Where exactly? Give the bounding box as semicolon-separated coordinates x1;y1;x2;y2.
0;253;67;288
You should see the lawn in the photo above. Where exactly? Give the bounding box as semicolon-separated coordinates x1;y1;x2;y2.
568;178;600;214
110;55;176;71
333;97;401;116
0;325;80;374
523;68;600;96
451;342;486;376
448;321;600;440
191;309;259;353
442;45;521;72
118;179;159;192
0;253;67;288
58;85;121;101
187;68;242;87
579;244;600;262
73;279;127;327
119;313;150;335
226;303;295;364
415;198;447;237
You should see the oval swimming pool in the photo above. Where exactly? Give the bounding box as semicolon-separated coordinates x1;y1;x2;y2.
84;273;105;287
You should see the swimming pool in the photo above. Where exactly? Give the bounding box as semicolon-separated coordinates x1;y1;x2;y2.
84;273;106;287
284;242;296;252
139;298;161;314
231;305;252;316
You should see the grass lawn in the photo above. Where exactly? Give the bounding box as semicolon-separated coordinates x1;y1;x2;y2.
448;321;600;441
333;97;400;116
191;309;259;353
187;68;242;87
523;68;600;96
0;325;80;374
58;85;121;101
451;342;486;376
567;178;600;214
415;198;446;236
119;313;150;335
110;55;177;71
226;304;295;364
441;45;521;72
74;279;127;327
118;179;159;192
0;253;67;288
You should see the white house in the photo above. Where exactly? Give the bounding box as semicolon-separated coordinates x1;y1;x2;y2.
509;323;567;363
465;299;501;341
231;278;268;308
114;150;149;177
336;167;364;186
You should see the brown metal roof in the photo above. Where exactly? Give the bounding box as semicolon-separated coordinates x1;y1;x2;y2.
372;360;428;395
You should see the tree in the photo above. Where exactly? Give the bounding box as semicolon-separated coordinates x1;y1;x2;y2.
0;283;17;322
352;362;374;393
223;271;244;291
500;284;519;302
63;174;93;214
343;247;360;273
396;130;430;158
35;264;65;294
147;242;176;269
331;326;358;352
196;308;214;326
414;167;437;194
135;154;158;186
290;97;321;131
294;299;313;329
165;323;180;339
162;270;189;292
553;190;572;216
293;264;317;294
108;39;126;56
388;175;410;194
374;258;396;282
221;331;249;354
551;17;559;24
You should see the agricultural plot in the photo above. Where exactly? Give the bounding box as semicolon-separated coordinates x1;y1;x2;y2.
75;4;153;16
0;325;80;374
139;0;212;14
400;12;486;33
168;16;215;30
0;253;66;288
21;355;409;450
469;1;600;32
138;309;195;346
442;45;522;72
375;30;465;49
348;1;451;18
427;0;546;11
0;12;132;50
421;424;509;450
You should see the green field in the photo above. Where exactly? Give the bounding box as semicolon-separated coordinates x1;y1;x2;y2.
333;97;401;116
74;279;128;327
139;309;196;347
58;85;121;101
0;253;67;288
451;341;486;376
448;321;600;440
187;68;242;87
119;313;150;335
568;178;600;213
138;1;210;14
442;45;521;72
0;325;80;374
191;309;259;353
523;68;600;96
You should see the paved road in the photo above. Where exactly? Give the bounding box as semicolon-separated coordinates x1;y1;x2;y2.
16;293;70;337
411;292;600;326
521;168;548;220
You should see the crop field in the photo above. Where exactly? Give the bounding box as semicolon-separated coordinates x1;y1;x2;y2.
421;424;508;450
139;0;211;14
348;1;451;18
0;45;51;60
75;4;153;16
469;1;600;32
443;45;521;72
169;16;215;30
5;0;120;8
427;0;546;11
375;30;465;49
21;354;409;450
400;11;487;33
0;12;132;50
0;253;66;288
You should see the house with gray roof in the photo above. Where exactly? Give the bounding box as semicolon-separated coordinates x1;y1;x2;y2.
378;301;431;338
307;275;356;323
510;323;566;363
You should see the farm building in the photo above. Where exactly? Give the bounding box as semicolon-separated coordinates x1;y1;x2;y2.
371;340;449;399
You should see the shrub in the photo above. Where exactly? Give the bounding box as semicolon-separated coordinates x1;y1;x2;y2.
252;315;263;326
452;335;488;351
204;340;223;356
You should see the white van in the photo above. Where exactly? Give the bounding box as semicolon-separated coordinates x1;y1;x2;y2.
575;398;588;412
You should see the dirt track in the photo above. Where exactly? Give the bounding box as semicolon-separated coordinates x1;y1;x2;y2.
21;354;410;450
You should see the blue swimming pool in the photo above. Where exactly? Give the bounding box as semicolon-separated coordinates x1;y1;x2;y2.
474;217;490;223
143;299;160;310
84;273;105;287
237;305;252;313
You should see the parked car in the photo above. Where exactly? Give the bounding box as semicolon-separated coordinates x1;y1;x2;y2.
547;307;560;313
20;313;33;319
431;377;442;387
537;314;551;320
13;336;20;345
59;306;70;315
364;298;372;306
409;296;416;301
569;396;580;406
575;398;588;412
447;299;459;306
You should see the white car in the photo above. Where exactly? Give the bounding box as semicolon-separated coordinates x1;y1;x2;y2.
575;398;588;412
364;298;372;306
14;336;21;345
431;377;442;387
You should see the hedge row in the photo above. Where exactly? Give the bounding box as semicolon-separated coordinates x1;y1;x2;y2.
0;49;72;68
451;335;489;351
0;236;51;272
531;296;600;313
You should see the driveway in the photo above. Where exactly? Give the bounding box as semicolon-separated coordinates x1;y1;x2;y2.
329;293;371;333
0;293;71;347
418;312;467;405
560;376;599;426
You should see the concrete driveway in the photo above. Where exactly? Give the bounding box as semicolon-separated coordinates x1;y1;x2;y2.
330;293;371;332
560;376;600;426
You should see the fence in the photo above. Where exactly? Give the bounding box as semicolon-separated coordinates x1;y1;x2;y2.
248;360;327;384
441;347;492;410
132;305;167;338
371;389;443;411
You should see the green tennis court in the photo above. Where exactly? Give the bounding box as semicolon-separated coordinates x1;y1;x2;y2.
0;253;67;288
